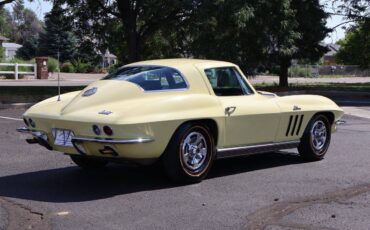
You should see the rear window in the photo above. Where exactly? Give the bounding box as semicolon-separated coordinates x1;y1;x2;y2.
103;66;188;91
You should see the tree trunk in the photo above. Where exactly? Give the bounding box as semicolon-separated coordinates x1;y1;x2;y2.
117;0;141;63
279;62;289;87
127;30;140;62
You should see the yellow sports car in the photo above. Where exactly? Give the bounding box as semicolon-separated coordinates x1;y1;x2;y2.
18;59;343;183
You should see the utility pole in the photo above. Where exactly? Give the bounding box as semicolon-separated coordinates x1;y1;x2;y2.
57;50;61;101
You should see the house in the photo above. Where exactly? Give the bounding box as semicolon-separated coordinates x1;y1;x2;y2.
0;35;9;45
323;44;341;65
102;50;117;68
2;42;22;60
0;35;22;60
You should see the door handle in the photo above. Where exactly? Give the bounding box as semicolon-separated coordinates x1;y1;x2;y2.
225;106;236;116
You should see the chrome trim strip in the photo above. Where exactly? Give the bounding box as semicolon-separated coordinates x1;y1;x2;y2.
16;127;31;133
17;127;52;150
258;91;277;97
216;140;300;159
72;137;154;144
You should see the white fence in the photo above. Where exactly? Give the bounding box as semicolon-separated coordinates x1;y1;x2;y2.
0;63;37;80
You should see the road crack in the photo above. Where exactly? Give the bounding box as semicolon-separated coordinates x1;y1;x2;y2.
0;197;50;230
246;184;370;230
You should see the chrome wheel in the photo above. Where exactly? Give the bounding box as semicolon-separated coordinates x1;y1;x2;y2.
181;131;208;171
310;120;327;152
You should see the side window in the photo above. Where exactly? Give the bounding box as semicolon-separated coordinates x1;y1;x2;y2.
204;67;253;96
103;66;188;91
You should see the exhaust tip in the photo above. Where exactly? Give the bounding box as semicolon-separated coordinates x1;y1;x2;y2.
99;146;118;156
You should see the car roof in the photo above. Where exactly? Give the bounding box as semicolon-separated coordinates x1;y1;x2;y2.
122;58;245;94
125;58;236;69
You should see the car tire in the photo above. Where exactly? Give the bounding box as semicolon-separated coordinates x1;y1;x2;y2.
70;155;108;169
162;123;216;183
298;114;331;161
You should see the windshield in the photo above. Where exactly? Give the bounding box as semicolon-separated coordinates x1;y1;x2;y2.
103;66;188;91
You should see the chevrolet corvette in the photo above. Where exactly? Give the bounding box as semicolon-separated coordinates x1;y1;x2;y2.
18;59;344;182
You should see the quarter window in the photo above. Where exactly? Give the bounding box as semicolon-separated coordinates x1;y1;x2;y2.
204;67;253;96
103;66;188;91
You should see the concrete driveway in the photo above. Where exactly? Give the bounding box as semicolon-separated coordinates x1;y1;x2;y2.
0;106;369;229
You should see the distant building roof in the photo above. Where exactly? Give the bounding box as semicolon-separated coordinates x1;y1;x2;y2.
0;35;10;41
2;42;22;49
103;50;117;59
325;44;341;57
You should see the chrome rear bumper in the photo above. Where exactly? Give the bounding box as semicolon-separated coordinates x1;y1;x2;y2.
17;127;154;156
71;137;154;144
16;127;53;150
71;137;154;156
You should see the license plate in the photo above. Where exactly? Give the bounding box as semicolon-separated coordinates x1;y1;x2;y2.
53;129;75;147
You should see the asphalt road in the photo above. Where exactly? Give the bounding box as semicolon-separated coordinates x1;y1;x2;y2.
0;108;370;230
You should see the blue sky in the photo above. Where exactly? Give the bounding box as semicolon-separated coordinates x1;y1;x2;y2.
7;0;347;44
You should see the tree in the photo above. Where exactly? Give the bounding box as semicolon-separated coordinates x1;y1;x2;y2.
188;0;329;87
332;0;369;68
0;1;43;44
38;5;76;62
16;36;38;60
0;7;12;37
10;1;43;44
336;21;370;68
61;0;199;62
332;0;369;21
276;0;329;86
75;39;101;65
58;0;329;87
0;0;15;8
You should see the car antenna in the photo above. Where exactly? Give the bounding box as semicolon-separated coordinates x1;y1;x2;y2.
57;50;61;101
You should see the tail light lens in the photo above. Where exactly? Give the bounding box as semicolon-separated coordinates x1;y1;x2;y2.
92;125;101;135
103;126;113;136
28;118;36;128
23;117;29;126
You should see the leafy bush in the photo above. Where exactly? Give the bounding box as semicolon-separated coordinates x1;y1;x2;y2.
47;57;59;73
108;63;121;73
72;59;90;73
288;66;312;78
86;64;99;73
0;47;5;61
61;62;75;73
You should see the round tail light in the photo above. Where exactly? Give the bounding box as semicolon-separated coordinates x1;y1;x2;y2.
23;117;29;126
28;118;36;128
92;125;101;135
103;126;113;136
